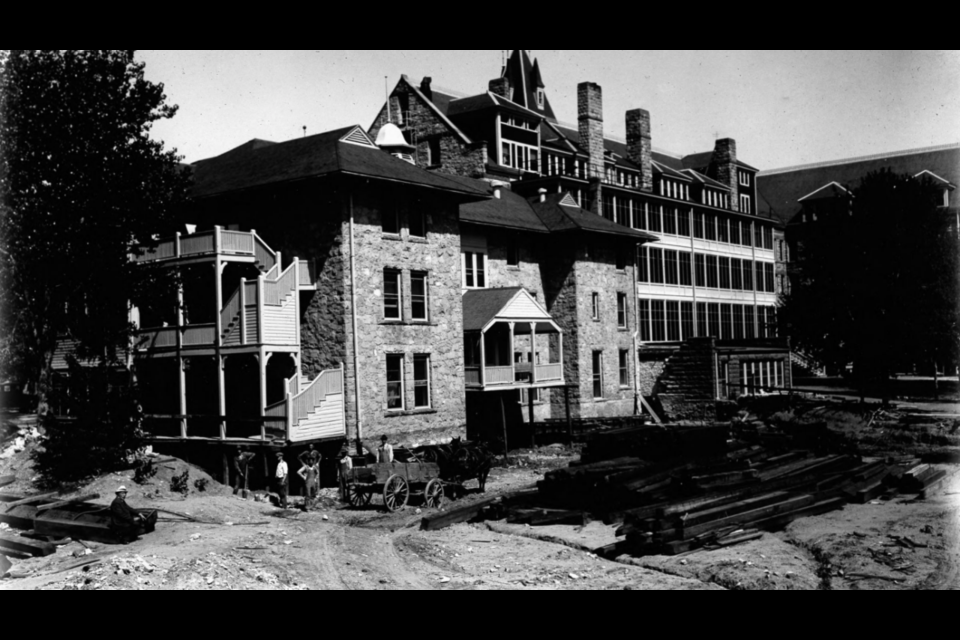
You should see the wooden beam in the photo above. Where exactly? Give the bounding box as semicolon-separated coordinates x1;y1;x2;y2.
0;475;15;489
1;492;59;512
0;554;11;577
0;533;56;557
36;494;100;513
420;495;504;532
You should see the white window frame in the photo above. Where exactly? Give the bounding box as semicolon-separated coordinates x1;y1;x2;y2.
739;170;751;187
462;251;488;289
618;349;630;388
537;89;545;109
592;351;604;399
413;354;431;409
383;268;403;321
617;293;628;328
410;271;429;322
592;292;600;321
386;353;405;412
500;139;540;173
740;193;751;214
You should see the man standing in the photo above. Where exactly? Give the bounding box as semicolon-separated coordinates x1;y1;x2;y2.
110;486;143;544
377;435;394;464
298;460;320;511
275;452;289;509
298;444;322;469
233;447;256;499
338;449;354;503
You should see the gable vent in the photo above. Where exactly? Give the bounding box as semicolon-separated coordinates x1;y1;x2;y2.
340;127;378;148
560;193;579;208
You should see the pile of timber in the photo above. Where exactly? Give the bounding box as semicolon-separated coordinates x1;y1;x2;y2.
0;492;157;546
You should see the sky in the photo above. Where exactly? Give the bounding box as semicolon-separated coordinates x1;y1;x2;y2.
139;50;960;171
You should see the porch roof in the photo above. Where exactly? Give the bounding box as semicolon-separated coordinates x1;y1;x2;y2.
462;288;558;333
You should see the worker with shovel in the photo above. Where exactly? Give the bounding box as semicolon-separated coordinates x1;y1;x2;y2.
233;447;256;500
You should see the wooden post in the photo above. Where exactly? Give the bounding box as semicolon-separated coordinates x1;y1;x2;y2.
529;323;538;385
565;385;572;444
218;356;227;440
508;322;515;383
178;357;187;439
528;387;535;448
239;277;247;345
500;394;509;460
479;330;487;388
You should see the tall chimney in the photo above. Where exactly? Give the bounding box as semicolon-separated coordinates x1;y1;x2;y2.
713;138;739;212
626;109;653;192
420;77;433;101
578;82;605;180
489;77;511;100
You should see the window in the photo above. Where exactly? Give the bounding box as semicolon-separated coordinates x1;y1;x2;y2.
462;251;486;289
648;205;662;233
634;201;647;230
413;354;431;409
718;217;730;243
708;303;721;338
427;138;442;168
664;251;679;286
616;198;630;226
678;252;692;286
693;213;704;239
639;299;651;341
695;253;707;287
738;170;750;187
763;226;774;251
507;240;520;267
619;350;630;387
616;247;628;272
706;255;719;289
755;224;763;248
740;194;751;214
384;269;402;320
592;292;600;321
501;140;539;173
720;304;733;340
741;221;753;247
705;214;717;241
602;194;614;221
409;209;427;238
383;205;400;235
681;302;694;340
719;257;731;290
677;209;691;237
733;305;745;340
537;89;545;109
745;305;756;339
666;301;681;341
411;271;428;321
592;352;604;399
649;248;664;284
637;247;649;283
730;220;741;245
386;354;404;411
652;301;666;342
696;302;708;338
764;263;776;293
664;207;677;235
731;258;743;290
743;260;754;291
617;293;628;328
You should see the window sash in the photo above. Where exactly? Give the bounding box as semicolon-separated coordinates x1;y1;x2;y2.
664;250;679;286
413;355;430;409
617;293;627;328
706;255;719;289
639;300;651;342
619;350;630;387
652;301;666;342
678;252;692;286
382;206;400;235
386;354;404;410
384;269;402;320
592;352;604;399
411;272;428;321
666;301;681;341
409;210;427;238
650;248;664;284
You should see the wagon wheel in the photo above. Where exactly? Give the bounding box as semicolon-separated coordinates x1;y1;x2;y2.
347;483;372;508
383;475;410;512
424;479;444;510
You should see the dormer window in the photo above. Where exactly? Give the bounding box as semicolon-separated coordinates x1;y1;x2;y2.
537;89;545;109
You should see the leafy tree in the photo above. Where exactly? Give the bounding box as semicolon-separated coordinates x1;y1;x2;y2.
781;168;958;401
0;50;189;480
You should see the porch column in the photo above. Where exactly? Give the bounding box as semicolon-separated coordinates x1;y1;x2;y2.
529;323;537;385
508;323;516;383
558;331;564;383
178;357;187;439
218;355;227;440
479;330;487;387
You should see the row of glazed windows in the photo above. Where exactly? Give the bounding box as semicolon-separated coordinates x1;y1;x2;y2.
386;353;431;411
383;269;429;322
638;247;778;294
591;350;633;399
638;300;778;342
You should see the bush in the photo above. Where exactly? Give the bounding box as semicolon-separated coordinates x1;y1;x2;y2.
193;478;209;493
171;469;190;495
133;458;158;485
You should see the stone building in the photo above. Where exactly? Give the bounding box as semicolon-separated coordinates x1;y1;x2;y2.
369;50;793;421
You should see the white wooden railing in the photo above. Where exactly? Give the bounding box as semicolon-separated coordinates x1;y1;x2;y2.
264;261;297;306
536;363;563;382
221;230;255;254
485;366;515;386
220;288;241;338
465;367;481;386
255;234;277;272
180;232;215;256
263;365;344;437
299;260;314;287
182;324;217;346
133;227;278;273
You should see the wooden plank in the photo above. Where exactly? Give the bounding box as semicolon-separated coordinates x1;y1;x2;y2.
420;495;503;532
749;497;847;532
0;533;56;557
36;494;100;513
674;491;795;529
1;492;59;512
0;554;11;576
0;476;15;489
680;495;817;540
529;511;586;527
919;471;948;499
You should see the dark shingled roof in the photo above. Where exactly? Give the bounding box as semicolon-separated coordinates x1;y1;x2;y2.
463;288;524;332
459;179;550;233
757;144;960;223
549;123;686;170
501;50;557;122
190;126;490;199
682;151;758;173
531;193;659;241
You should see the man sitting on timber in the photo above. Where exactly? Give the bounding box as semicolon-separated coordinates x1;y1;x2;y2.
376;435;394;464
110;486;143;544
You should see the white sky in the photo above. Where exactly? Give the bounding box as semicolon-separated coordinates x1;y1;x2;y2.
139;50;960;171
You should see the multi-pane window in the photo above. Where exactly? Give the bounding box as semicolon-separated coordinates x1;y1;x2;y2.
639;299;651;342
616;198;630;226
738;170;751;187
706;255;719;289
677;209;691;237
501;140;539;173
743;260;754;291
666;301;681;341
719;257;731;290
730;219;741;245
619;350;630;387
411;271;428;321
733;305;745;340
383;206;400;235
755;224;763;248
592;292;600;321
413;354;430;409
731;258;743;290
696;302;708;338
678;252;693;286
763;226;774;251
616;247;628;272
649;248;664;284
664;251;679;286
617;293;628;328
663;207;677;235
764;263;776;293
386;354;404;411
718;216;730;243
637;247;649;283
648;205;662;233
409;209;427;238
634;202;647;230
384;269;402;320
708;303;721;338
741;221;753;247
463;251;486;289
705;214;717;241
695;254;707;287
745;305;756;339
602;194;615;221
740;194;752;214
720;304;733;340
693;213;704;239
592;351;604;399
651;301;666;342
681;302;695;340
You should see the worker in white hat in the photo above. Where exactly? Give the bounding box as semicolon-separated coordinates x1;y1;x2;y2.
111;485;143;544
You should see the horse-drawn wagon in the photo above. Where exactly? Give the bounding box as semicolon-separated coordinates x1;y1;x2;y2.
344;461;444;512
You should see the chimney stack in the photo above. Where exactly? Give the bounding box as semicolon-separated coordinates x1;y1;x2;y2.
420;77;433;101
538;188;548;203
626;109;653;192
578;82;605;181
712;138;739;212
489;77;511;100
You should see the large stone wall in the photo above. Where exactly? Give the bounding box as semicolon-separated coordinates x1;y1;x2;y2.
340;189;467;447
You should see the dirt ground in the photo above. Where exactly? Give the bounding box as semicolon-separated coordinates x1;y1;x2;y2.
2;408;959;591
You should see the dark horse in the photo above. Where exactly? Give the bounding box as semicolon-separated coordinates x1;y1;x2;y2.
414;438;495;496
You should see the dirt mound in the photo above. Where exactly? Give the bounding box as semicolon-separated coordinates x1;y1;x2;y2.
80;456;231;503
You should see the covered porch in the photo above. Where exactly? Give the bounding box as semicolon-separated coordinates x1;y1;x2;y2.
462;288;565;391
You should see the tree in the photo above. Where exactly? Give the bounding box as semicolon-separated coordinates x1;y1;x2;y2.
0;50;189;480
781;168;959;402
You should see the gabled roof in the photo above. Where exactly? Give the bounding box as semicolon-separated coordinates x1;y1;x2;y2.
682;150;758;173
683;169;732;191
447;91;547;122
549;123;686;170
463;287;554;333
531;193;659;242
398;75;473;145
915;169;956;189
190;126;490;199
797;181;852;202
501;50;557;122
652;160;693;182
458;179;550;233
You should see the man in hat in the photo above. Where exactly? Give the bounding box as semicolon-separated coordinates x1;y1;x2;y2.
233;446;256;499
376;435;394;464
298;459;320;511
275;452;289;509
110;486;143;544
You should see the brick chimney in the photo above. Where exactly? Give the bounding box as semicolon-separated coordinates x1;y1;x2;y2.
713;138;739;212
578;82;605;181
626;109;653;192
420;77;433;102
489;77;511;100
